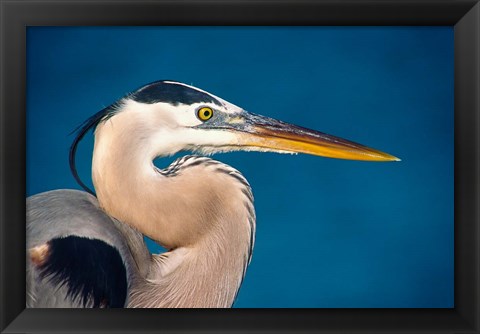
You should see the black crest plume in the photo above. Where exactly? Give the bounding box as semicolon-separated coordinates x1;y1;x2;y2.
69;105;117;195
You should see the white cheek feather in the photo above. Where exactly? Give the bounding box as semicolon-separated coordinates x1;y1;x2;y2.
108;97;264;158
121;99;205;128
150;128;239;156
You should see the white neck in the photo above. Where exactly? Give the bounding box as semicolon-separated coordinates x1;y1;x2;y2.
92;108;255;307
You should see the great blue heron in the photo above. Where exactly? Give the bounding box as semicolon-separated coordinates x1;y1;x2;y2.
26;80;399;308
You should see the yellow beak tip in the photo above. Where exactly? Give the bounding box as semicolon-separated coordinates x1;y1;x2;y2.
383;154;401;162
378;154;401;162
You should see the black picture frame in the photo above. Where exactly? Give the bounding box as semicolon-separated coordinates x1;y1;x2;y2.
1;0;478;333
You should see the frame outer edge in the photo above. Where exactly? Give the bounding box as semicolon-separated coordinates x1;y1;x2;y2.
0;0;479;333
1;1;27;332
454;2;480;332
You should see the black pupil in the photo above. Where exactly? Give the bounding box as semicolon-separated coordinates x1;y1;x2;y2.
203;110;210;117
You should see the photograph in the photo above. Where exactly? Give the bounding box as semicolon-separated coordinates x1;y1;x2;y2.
25;26;453;308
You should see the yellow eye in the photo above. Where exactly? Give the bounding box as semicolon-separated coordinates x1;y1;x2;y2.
197;107;213;121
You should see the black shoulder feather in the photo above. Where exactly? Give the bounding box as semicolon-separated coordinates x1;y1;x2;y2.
38;236;128;308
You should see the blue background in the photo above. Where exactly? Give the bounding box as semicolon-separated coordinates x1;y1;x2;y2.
26;27;453;308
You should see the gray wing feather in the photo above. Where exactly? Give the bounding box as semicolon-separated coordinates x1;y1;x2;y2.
26;189;151;308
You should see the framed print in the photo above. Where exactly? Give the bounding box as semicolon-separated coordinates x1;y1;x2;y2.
1;0;479;333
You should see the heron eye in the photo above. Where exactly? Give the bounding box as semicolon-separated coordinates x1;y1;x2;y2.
197;107;213;121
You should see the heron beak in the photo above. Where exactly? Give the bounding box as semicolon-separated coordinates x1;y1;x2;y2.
232;112;400;161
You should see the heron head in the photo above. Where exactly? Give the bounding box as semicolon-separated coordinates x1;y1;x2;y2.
71;80;399;192
94;80;399;161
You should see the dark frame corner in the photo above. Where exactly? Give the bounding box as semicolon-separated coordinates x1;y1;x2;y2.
1;1;479;333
